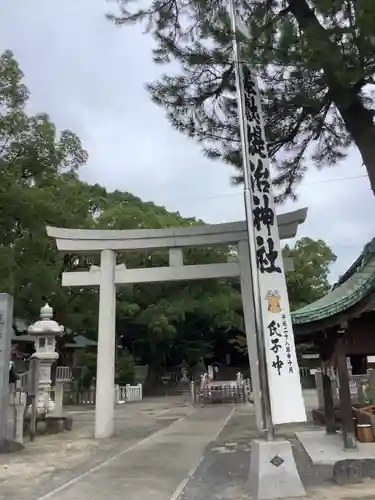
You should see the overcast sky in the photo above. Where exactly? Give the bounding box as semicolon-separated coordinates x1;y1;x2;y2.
1;0;374;282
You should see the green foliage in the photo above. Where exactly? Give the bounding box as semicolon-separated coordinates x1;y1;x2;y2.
0;50;93;322
0;50;337;376
108;0;375;199
73;349;135;388
230;237;336;354
75;351;97;389
0;50;245;372
229;333;248;356
283;237;337;310
115;349;135;385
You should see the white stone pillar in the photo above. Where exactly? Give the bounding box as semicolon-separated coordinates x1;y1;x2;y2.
190;381;196;404
95;249;116;439
54;381;64;417
237;241;263;433
0;294;13;450
14;391;26;444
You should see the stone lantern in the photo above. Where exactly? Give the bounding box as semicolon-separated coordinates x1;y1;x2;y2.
28;303;64;414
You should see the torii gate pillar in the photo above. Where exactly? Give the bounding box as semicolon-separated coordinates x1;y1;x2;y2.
96;250;116;438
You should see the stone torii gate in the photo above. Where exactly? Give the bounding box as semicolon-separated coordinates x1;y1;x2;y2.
47;207;307;439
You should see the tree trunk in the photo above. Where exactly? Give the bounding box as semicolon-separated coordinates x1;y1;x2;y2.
288;0;375;195
334;93;375;195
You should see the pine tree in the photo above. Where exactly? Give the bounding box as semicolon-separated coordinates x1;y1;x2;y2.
109;0;375;201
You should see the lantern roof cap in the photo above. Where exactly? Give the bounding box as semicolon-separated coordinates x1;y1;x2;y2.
28;303;64;336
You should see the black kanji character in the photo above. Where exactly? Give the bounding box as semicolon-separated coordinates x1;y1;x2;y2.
256;236;282;274
271;337;282;354
272;355;284;375
253;194;274;236
243;68;259;124
244;92;259;124
289;367;294;374
243;71;257;95
247;123;267;158
250;159;271;194
267;320;281;337
244;68;257;95
243;69;269;165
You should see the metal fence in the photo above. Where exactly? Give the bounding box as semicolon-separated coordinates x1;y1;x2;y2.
63;384;143;405
56;366;72;382
116;384;143;403
192;379;250;405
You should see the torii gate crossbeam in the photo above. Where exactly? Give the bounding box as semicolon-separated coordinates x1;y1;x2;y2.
47;207;307;439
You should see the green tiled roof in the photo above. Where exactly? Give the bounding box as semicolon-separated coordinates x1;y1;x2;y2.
292;238;375;325
65;334;97;348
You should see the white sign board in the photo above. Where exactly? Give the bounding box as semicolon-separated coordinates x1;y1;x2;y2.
241;66;306;425
0;294;14;448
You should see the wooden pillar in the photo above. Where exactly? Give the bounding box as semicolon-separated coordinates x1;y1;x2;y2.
319;339;336;434
335;335;357;449
322;369;336;434
369;369;375;403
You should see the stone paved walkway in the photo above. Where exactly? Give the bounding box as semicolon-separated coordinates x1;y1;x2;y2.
2;399;375;500
0;398;194;500
179;405;327;500
0;399;233;500
180;405;375;500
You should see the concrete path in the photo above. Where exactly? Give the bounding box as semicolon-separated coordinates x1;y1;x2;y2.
178;405;332;500
39;406;234;500
0;401;233;500
0;399;193;500
4;396;375;500
179;405;375;500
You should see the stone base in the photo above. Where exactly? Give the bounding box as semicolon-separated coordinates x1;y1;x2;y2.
177;380;190;389
45;416;73;433
0;440;24;453
333;459;375;484
248;439;306;500
24;415;73;435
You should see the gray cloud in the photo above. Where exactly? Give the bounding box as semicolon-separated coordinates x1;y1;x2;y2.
0;0;374;282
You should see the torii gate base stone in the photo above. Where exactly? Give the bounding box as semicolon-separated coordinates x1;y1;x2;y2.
47;208;307;440
249;440;306;499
